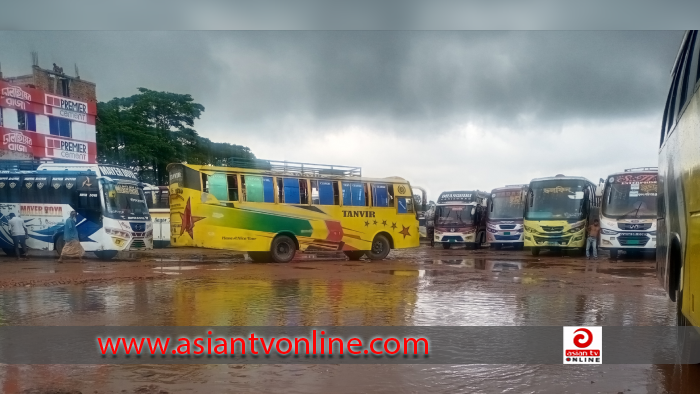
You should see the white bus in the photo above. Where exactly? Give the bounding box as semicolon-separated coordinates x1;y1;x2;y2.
0;163;154;259
599;168;657;259
143;184;170;248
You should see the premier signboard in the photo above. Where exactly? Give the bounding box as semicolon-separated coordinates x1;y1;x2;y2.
0;127;96;163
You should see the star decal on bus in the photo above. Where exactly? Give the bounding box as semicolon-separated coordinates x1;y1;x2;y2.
399;225;411;239
391;222;397;230
382;220;387;227
179;197;205;239
364;221;369;227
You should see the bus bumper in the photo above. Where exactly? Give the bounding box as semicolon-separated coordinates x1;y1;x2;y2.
599;233;656;251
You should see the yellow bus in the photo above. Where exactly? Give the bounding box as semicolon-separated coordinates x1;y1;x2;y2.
657;30;700;326
167;159;423;263
523;175;599;256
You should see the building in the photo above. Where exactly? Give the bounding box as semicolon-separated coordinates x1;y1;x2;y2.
0;61;97;164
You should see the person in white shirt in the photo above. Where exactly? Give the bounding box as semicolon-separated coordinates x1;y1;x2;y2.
8;213;28;259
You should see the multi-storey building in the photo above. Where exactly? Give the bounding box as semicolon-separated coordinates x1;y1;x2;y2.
0;63;97;163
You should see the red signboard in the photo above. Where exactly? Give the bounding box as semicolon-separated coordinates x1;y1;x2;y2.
0;127;96;163
0;80;96;115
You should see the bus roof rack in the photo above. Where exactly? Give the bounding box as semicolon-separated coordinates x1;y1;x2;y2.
221;158;362;178
624;167;658;172
0;159;54;172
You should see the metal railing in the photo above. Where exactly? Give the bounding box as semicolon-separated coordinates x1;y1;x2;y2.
220;158;362;178
624;167;658;172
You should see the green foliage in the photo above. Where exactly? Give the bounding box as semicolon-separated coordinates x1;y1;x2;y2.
96;88;255;184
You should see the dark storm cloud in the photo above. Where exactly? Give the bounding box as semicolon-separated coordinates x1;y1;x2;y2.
0;31;684;135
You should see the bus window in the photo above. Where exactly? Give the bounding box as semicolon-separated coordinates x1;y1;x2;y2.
299;179;309;204
20;176;36;203
207;173;228;201
77;175;100;211
311;180;339;205
342;182;367;206
387;184;395;207
227;175;239;201
34;176;50;204
202;173;209;193
242;175;274;203
372;184;389;207
398;197;414;214
278;178;302;204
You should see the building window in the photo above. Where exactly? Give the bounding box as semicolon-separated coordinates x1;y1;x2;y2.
17;110;36;132
0;109;3;127
61;78;70;96
49;116;71;137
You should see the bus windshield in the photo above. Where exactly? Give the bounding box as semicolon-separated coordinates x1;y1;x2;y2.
436;205;474;226
603;177;657;219
102;181;150;220
490;191;524;220
525;180;587;221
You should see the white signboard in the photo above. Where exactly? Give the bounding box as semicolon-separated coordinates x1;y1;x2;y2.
44;136;89;162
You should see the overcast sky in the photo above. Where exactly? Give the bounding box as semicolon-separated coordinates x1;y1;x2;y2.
0;31;684;200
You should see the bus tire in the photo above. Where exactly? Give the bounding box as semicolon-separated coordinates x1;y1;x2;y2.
248;251;271;263
94;250;118;260
270;235;296;263
442;243;451;250
609;249;618;260
367;234;391;260
531;247;540;257
344;251;366;261
54;234;65;256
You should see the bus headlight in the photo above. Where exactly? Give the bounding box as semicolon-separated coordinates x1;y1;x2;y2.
601;228;618;235
524;225;537;233
567;223;585;234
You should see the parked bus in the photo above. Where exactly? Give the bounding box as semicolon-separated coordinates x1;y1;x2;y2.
599;168;657;260
0;163;152;259
523;175;599;256
143;185;171;248
486;184;528;250
432;190;488;250
657;30;700;327
167;159;423;263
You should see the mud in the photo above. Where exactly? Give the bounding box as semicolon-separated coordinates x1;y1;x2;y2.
0;244;693;393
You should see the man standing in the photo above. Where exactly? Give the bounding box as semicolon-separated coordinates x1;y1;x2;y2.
8;213;28;260
586;218;601;260
58;211;84;263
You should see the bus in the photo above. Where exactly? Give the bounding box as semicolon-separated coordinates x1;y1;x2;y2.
486;184;528;250
143;184;171;248
0;163;153;259
167;159;423;263
523;175;599;256
431;190;488;250
657;30;700;327
599;168;658;260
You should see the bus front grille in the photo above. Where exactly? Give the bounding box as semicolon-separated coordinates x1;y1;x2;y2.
541;226;564;232
618;235;650;246
533;236;571;245
130;240;147;250
499;225;516;230
617;223;652;231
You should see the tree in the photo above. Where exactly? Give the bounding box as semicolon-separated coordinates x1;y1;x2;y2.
96;88;255;184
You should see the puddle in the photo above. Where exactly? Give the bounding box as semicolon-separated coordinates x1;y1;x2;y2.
342;264;362;267
153;266;199;270
596;268;656;278
206;268;234;271
292;267;318;270
373;270;426;277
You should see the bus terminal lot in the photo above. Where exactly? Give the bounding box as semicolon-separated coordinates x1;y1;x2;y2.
0;245;697;393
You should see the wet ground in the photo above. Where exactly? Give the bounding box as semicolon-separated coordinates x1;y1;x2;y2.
0;244;697;393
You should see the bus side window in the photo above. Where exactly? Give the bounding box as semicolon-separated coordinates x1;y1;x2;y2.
0;177;8;203
364;183;370;206
207;173;228;201
243;175;274;203
34;176;49;204
6;177;20;204
387;184;395;207
342;182;366;206
227;175;239;202
144;189;154;209
278;178;301;204
398;197;414;214
159;188;170;208
299;179;309;204
20;176;36;203
202;173;209;194
372;184;389;207
312;180;338;205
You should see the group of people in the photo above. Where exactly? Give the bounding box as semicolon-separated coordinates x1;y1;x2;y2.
7;211;84;262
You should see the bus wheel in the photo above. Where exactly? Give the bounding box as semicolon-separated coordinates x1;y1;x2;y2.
367;234;391;260
54;234;65;256
442;243;451;250
531;247;540;257
270;235;296;263
609;249;618;260
344;251;366;261
94;250;118;260
248;252;271;263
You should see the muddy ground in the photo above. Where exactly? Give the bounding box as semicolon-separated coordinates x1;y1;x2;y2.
0;244;697;393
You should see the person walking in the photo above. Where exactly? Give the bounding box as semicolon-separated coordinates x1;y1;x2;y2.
586;218;601;260
8;213;28;260
58;211;84;263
